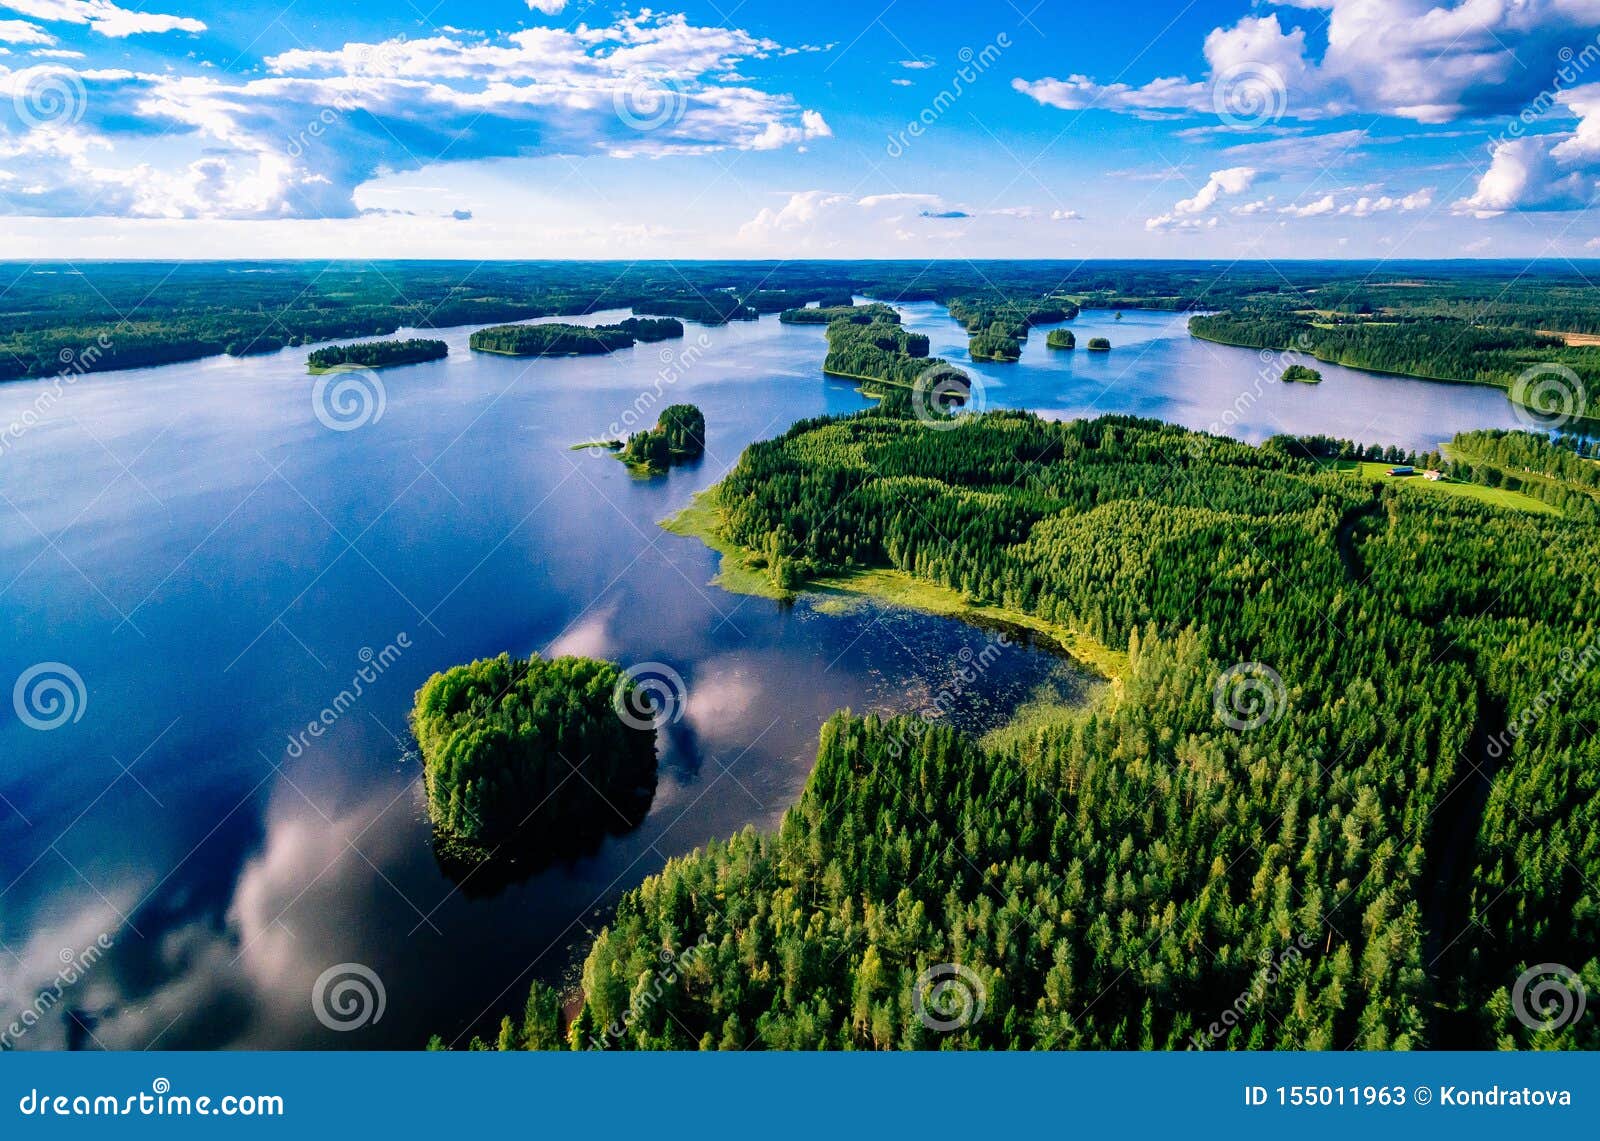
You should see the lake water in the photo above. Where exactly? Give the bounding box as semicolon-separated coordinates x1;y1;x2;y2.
0;300;1526;1050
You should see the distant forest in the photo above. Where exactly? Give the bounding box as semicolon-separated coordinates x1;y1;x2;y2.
12;260;1600;387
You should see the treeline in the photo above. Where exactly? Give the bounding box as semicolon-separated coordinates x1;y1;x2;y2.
306;338;447;372
1444;429;1600;519
780;303;900;325
477;408;1599;1051
470;318;682;356
821;316;943;392
633;295;755;325
1189;311;1600;401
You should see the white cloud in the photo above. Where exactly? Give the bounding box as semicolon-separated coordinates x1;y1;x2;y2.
1455;135;1595;217
1050;208;1081;221
2;0;204;38
0;12;830;220
0;17;53;43
526;0;567;13
898;58;935;69
891;77;913;86
1014;1;1600;125
1174;166;1257;214
1279;193;1336;217
1338;188;1433;216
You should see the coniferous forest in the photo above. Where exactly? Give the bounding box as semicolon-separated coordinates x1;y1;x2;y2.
475;406;1599;1052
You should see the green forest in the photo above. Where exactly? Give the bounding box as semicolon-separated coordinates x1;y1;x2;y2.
471;322;656;356
468;406;1598;1052
620;404;706;472
306;338;447;373
412;654;658;848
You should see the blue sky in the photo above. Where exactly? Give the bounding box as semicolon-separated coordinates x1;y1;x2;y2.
1;0;1599;258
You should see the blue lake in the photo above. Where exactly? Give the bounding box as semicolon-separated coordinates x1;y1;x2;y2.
0;302;1526;1049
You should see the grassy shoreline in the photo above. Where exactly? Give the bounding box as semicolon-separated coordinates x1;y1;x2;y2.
660;486;1127;683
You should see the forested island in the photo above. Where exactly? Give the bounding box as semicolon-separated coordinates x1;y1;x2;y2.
1280;363;1322;383
619;404;706;472
306;338;448;373
947;294;1077;363
412;654;658;851
462;405;1600;1051
779;302;899;325
469;317;682;357
822;317;952;396
12;260;1600;387
1087;337;1111;351
1046;329;1076;350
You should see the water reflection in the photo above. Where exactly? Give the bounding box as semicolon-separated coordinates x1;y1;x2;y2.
0;299;1528;1049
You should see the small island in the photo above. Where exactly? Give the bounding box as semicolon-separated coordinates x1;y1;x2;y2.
470;318;683;357
1087;337;1112;351
1281;363;1324;384
969;324;1022;362
620;404;706;472
306;338;447;373
412;653;658;850
1046;329;1076;350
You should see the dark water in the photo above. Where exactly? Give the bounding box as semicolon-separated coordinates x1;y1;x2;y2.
0;301;1525;1050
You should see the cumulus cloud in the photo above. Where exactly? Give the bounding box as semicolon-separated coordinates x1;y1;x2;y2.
1279;193;1336;217
526;0;567;13
3;0;205;38
1014;1;1600;125
0;12;831;220
0;17;53;43
1147;166;1257;231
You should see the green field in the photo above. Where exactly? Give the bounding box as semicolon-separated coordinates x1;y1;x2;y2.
1322;458;1561;515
